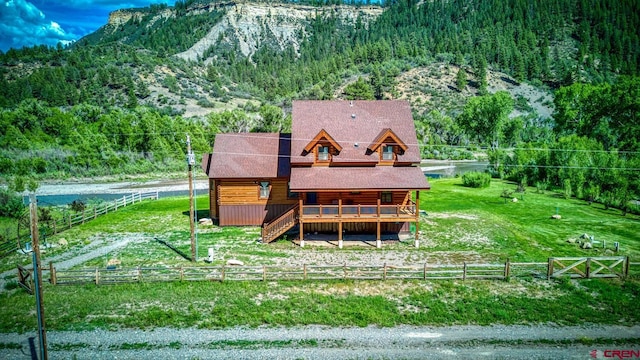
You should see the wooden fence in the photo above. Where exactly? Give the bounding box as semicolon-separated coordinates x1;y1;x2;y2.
44;256;636;286
0;192;158;259
49;191;159;235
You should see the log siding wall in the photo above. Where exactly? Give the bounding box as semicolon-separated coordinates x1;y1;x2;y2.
213;178;297;226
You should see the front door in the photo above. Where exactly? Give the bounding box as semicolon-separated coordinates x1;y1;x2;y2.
306;192;317;205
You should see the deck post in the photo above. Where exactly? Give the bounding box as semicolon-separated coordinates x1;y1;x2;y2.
376;221;381;249
415;191;420;248
299;196;304;247
338;221;343;249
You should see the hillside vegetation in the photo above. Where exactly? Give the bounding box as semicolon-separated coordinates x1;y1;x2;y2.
0;0;638;212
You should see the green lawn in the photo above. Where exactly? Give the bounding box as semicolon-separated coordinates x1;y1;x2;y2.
1;277;639;332
1;178;638;274
1;177;639;332
421;178;639;262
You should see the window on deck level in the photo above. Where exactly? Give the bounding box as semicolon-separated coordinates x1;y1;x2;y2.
381;192;393;203
318;146;329;161
259;181;270;199
382;145;394;160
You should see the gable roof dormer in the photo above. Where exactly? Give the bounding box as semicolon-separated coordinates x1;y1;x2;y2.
291;100;422;165
367;128;408;153
302;129;342;155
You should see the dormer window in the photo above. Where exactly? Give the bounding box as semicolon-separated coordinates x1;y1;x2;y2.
303;129;342;165
367;128;408;164
318;146;329;161
382;145;394;161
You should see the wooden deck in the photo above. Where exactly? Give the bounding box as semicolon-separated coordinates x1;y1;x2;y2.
300;202;417;223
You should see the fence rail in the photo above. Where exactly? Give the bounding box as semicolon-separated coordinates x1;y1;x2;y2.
1;192;158;260
50;191;158;235
47;256;636;286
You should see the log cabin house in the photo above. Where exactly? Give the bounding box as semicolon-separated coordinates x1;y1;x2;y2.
201;100;430;247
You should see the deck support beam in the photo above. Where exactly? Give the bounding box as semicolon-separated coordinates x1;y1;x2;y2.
338;221;343;249
415;190;420;248
299;196;304;247
376;198;382;248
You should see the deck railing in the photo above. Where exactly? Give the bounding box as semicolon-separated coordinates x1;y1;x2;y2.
301;201;416;219
261;204;299;243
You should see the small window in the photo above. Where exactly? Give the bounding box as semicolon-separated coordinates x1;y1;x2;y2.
381;192;393;203
382;145;394;160
259;181;270;199
318;146;329;161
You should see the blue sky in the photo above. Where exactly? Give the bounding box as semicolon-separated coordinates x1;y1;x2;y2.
0;0;176;52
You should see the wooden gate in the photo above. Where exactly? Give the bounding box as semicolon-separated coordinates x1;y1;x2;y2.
17;265;33;294
547;256;628;279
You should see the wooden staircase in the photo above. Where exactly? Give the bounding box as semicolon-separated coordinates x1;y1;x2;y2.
261;204;299;243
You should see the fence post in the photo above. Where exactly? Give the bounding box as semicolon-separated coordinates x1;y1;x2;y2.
115;198;118;211
463;262;467;281
180;266;184;282
68;214;72;229
504;258;511;280
423;262;427;280
95;268;99;285
585;258;591;279
624;256;630;279
94;207;97;219
263;265;266;282
221;266;225;282
138;266;142;282
547;258;554;280
303;264;307;280
82;209;86;224
343;262;347;280
53;222;57;235
49;262;56;285
123;195;127;207
383;263;387;281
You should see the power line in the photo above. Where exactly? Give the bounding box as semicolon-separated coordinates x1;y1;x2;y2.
208;151;640;172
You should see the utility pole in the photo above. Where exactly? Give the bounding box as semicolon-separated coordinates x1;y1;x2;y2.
29;193;48;360
187;135;196;262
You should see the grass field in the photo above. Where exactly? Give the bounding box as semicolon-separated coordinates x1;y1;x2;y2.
0;177;638;332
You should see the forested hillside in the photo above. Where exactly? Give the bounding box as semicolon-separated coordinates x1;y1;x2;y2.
0;0;639;212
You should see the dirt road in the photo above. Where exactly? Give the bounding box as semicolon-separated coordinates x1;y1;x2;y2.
1;324;638;359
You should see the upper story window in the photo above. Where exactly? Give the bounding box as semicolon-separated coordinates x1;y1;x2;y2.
381;191;393;203
259;181;270;199
382;145;395;161
318;145;329;161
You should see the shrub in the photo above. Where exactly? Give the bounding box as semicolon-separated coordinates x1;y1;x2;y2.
462;171;491;188
563;179;572;199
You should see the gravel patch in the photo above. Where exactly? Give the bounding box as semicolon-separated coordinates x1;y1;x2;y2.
1;324;638;359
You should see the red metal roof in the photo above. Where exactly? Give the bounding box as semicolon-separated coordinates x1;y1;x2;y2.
291;100;421;165
201;133;290;179
289;166;430;191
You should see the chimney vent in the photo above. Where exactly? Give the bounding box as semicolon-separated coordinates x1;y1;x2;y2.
351;113;356;119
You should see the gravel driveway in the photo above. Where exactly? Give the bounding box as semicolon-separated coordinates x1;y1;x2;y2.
1;324;638;359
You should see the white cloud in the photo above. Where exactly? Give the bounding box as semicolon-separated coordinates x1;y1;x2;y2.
0;0;77;51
